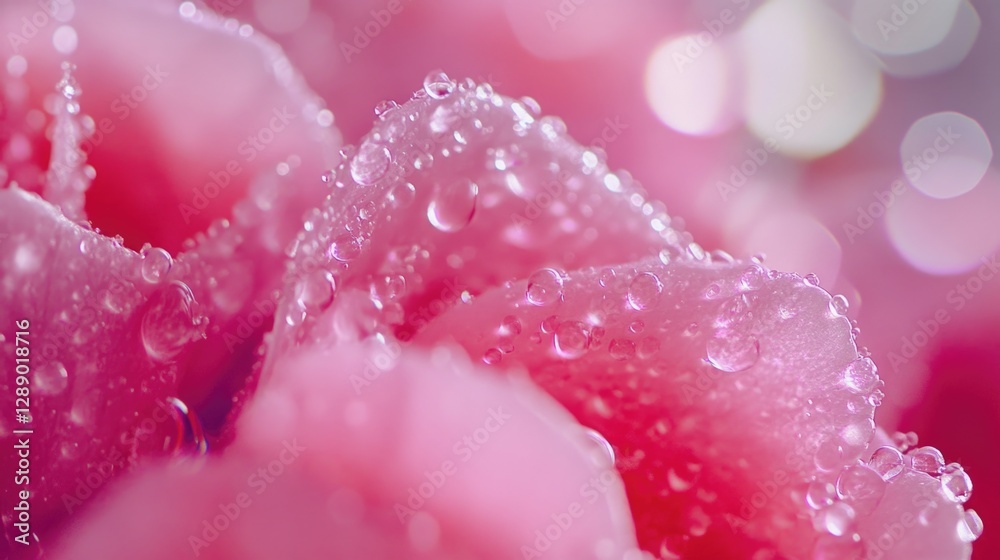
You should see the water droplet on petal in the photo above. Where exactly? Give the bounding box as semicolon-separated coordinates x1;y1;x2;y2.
35;361;68;395
423;70;455;99
350;142;391;186
804;273;821;286
141;282;205;362
627;272;663;310
582;428;616;468
427;179;478;232
813;502;856;537
958;509;984;542
830;294;849;315
526;269;564;306
330;234;363;262
836;465;886;515
910;446;945;474
294;270;336;311
554;321;590;359
374;99;399;118
815;436;849;471
140;246;173;284
740;265;766;291
482;348;503;365
500;315;522;336
806;481;836;509
843;357;878;394
705;333;759;372
940;463;973;503
868;446;905;480
609;338;636;361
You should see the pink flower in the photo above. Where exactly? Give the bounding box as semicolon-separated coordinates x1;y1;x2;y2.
0;1;990;559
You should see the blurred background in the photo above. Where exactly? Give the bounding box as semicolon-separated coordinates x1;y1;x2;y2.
2;0;998;557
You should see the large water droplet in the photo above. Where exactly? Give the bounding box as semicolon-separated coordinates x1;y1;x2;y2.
806;481;836;509
843;357;878;394
627;272;663;310
958;509;984;542
427;179;478;232
705;332;759;372
940;463;973;503
813;502;856;537
526;269;564;306
830;294;849;316
140;246;173;284
330;234;363;262
910;446;945;474
141;282;204;362
482;348;503;365
350;142;391;186
582;428;616;469
166;397;208;456
34;361;68;395
423;70;455;99
554;321;590;359
868;446;905;480
836;465;886;515
294;270;336;311
608;338;636;361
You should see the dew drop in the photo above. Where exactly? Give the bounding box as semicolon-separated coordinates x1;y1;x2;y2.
843;357;878;394
958;509;984;542
554;321;590;359
140;246;173;284
141;282;205;362
815;436;849;471
423;70;455;99
813;502;856;537
294;270;336;310
836;465;886;515
526;269;564;306
427;179;478;232
627;272;663;310
940;463;973;503
867;446;905;481
350;142;391;186
330;234;363;262
830;294;849;316
389;182;416;208
609;339;636;361
56;62;81;99
705;333;759;372
482;348;503;365
34;361;68;395
374;99;399;118
910;446;945;474
500;315;522;336
582;428;616;468
806;481;836;509
804;273;821;286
